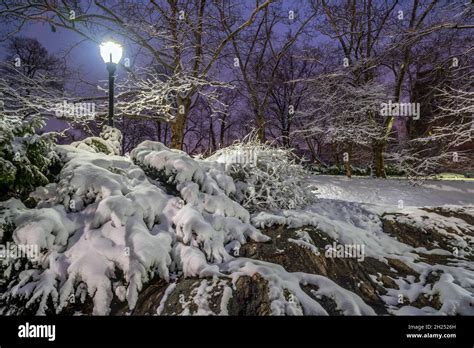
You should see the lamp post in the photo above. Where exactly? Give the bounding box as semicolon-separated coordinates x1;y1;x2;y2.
100;41;123;127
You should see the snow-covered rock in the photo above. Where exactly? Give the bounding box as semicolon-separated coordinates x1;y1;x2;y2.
1;136;472;317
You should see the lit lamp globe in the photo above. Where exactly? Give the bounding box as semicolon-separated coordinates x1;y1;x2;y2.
100;41;123;65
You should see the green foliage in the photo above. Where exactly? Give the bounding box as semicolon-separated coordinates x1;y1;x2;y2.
310;164;369;176
0;221;15;244
0;115;56;198
90;138;110;154
384;165;406;177
310;164;405;177
70;126;123;156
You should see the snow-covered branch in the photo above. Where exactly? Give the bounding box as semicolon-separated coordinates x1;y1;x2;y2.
113;68;232;123
295;73;388;147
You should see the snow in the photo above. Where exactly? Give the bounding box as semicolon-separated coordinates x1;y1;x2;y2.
253;200;415;260
206;135;316;210
131;141;253;224
156;282;176;315
164;277;233;316
172;243;220;278
432;273;474;315
70;126;122;156
251;175;474;316
312;175;474;207
219;284;233;315
221;258;376;315
13;206;76;251
1;134;472;316
383;262;474;315
1;139;268;315
288;229;320;256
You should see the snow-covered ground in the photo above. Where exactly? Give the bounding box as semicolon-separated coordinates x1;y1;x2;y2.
250;174;474;315
312;175;474;207
1;134;472;316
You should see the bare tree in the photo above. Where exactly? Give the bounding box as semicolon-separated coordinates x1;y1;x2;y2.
297;72;388;177
317;0;473;177
0;62;62;119
388;71;473;179
4;36;65;79
221;1;316;141
0;0;273;149
266;48;318;148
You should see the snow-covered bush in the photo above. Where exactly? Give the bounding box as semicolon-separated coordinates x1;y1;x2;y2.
0;138;268;315
207;133;315;210
0;115;56;198
71;125;122;155
0;63;64;199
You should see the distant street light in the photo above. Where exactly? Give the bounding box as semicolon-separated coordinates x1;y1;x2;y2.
100;41;123;127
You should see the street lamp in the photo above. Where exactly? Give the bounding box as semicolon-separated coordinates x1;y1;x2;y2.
100;41;123;127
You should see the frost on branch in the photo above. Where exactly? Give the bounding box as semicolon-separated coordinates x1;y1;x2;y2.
0;137;267;315
295;73;388;148
114;68;231;122
386;85;474;180
207;132;316;211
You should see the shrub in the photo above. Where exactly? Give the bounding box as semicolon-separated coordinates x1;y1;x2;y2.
0;115;56;199
207;133;316;211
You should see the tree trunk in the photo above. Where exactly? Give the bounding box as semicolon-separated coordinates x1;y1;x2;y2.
305;138;317;163
164;123;169;146
170;97;190;150
256;110;266;142
209;117;217;152
219;114;227;148
170;115;186;150
373;142;386;178
331;143;339;167
156;120;162;142
343;146;352;178
344;160;352;178
282;124;290;148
